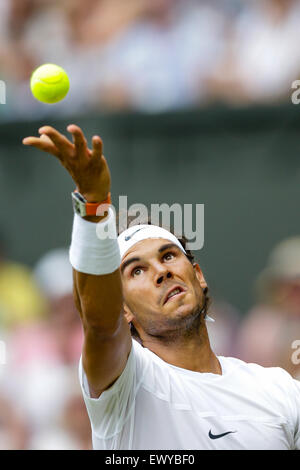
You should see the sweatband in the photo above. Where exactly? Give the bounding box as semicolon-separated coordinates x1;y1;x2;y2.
69;208;121;275
118;224;186;260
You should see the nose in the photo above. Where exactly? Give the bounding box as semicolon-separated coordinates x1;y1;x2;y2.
156;270;172;286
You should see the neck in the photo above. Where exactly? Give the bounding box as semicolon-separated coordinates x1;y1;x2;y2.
140;318;222;375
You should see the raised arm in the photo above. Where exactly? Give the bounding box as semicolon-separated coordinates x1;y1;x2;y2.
23;125;132;398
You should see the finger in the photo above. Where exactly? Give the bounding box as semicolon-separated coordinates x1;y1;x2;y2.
40;133;54;144
39;125;73;154
91;135;103;159
22;136;60;158
67;124;88;154
40;134;62;157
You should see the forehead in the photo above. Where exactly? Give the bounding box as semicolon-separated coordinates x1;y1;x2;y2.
121;238;178;262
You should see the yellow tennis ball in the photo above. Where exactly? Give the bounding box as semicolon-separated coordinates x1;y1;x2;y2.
30;63;70;104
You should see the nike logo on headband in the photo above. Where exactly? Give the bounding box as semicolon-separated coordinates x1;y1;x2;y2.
124;227;147;241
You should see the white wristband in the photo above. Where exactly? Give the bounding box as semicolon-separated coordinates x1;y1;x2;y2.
69;208;121;275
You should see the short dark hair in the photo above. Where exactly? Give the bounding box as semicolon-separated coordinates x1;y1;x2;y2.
117;213;211;343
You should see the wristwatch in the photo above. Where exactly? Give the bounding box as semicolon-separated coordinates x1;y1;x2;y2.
71;190;111;217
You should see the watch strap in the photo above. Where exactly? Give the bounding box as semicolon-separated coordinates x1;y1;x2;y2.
72;190;111;217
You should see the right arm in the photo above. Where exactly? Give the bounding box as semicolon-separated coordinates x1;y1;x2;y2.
23;124;132;398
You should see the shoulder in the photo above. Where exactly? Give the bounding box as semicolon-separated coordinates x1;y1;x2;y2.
221;354;297;385
220;355;300;416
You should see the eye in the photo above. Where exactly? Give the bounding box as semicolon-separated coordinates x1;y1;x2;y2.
163;251;175;261
131;267;143;277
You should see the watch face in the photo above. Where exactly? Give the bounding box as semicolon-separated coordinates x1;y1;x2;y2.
72;192;86;217
75;192;87;203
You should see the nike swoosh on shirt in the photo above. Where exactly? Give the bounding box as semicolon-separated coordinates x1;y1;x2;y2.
208;430;237;440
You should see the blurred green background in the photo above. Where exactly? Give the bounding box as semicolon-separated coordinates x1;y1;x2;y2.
1;103;300;314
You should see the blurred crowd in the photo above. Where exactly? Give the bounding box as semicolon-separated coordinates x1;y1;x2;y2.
0;231;299;449
0;0;300;120
0;245;90;449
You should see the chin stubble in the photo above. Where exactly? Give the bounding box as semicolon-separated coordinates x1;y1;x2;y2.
144;302;206;344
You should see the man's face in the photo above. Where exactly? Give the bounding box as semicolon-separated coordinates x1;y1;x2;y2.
120;238;207;338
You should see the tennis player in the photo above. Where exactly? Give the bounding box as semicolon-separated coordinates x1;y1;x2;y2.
23;125;300;450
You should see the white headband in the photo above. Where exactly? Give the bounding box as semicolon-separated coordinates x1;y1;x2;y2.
117;224;186;260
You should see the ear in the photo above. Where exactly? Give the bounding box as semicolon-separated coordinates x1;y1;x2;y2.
193;263;208;291
123;303;135;324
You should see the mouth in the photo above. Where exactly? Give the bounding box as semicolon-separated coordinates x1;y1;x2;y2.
163;285;186;305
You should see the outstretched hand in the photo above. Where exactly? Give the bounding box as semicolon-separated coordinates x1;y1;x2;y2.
23;124;111;202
